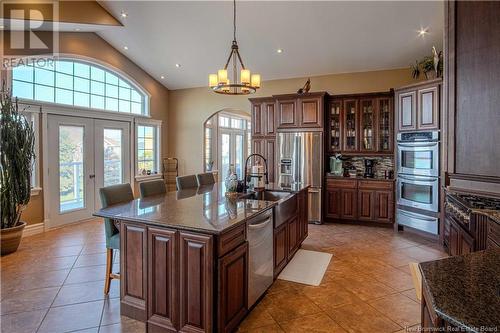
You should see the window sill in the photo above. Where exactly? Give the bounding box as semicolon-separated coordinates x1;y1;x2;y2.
31;187;42;196
135;174;163;182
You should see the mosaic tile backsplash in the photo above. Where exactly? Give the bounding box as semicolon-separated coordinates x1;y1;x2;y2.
329;155;394;178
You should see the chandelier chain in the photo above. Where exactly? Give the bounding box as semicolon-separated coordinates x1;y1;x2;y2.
233;0;236;42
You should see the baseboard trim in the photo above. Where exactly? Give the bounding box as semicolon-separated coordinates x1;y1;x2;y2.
22;222;45;237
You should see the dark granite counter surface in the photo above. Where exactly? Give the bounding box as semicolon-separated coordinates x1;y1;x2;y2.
94;182;279;234
325;173;395;181
419;249;500;332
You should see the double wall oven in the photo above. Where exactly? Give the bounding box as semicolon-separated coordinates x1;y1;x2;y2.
396;131;440;235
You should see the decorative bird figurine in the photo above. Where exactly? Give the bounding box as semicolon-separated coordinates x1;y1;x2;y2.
297;78;311;95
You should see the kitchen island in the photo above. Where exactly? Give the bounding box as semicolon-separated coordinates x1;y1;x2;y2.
419;248;500;332
94;182;309;333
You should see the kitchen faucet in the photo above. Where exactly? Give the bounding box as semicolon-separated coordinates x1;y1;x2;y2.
243;153;269;192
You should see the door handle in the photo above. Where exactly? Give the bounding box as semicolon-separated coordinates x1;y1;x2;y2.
89;174;95;179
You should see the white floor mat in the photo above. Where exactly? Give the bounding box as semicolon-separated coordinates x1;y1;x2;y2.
278;249;332;286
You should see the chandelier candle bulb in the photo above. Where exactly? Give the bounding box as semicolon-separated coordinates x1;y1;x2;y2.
241;69;251;85
209;74;218;88
218;69;228;85
251;74;261;88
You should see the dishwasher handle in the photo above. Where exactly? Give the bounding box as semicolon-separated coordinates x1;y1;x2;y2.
248;217;272;230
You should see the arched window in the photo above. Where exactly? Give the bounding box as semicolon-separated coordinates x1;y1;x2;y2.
11;58;148;115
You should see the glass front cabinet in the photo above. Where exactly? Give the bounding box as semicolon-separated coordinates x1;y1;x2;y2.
327;92;394;154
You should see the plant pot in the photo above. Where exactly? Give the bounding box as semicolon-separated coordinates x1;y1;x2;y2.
424;70;437;80
1;221;27;255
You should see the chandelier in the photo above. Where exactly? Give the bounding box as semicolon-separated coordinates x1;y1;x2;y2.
208;0;260;95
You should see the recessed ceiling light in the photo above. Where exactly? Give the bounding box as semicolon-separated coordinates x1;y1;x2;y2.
120;11;128;18
277;49;283;54
74;28;81;31
418;28;429;36
0;25;4;30
160;75;165;80
123;46;129;50
175;63;181;68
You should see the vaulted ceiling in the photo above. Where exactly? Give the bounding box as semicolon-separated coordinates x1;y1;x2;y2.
94;1;444;90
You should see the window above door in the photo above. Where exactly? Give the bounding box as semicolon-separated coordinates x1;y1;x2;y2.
11;58;149;116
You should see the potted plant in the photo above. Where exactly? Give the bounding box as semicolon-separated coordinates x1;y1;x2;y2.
1;87;35;255
411;46;443;80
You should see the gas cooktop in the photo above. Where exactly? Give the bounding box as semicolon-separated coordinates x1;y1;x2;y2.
449;193;500;211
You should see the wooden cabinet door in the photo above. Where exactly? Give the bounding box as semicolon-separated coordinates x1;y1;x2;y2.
179;232;213;333
121;222;148;321
374;190;393;223
252;138;266;156
273;223;288;277
287;217;300;259
147;227;178;331
359;98;376;152
377;97;393;153
328;99;342;152
218;242;248;333
449;220;460;256
251;102;264;136
418;86;439;130
266;139;276;183
358;190;374;221
343;99;359;151
277;98;298;128
299;96;323;128
325;188;341;219
340;189;357;220
398;91;417;131
459;230;475;255
264;102;276;136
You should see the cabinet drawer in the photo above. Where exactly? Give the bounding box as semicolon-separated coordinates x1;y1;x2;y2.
326;178;357;189
358;180;393;190
217;223;246;257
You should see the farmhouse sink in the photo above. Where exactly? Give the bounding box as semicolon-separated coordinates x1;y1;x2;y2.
240;190;297;227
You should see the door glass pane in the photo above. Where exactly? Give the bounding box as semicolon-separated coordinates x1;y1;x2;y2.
401;151;433;169
402;183;432;204
235;134;244;179
59;126;85;212
103;129;123;187
221;133;230;179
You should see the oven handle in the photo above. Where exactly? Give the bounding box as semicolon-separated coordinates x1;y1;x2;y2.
398;174;438;182
397;209;437;222
397;142;438;148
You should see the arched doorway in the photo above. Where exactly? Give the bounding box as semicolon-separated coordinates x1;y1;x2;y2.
203;109;251;180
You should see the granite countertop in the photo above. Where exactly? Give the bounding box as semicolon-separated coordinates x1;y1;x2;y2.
94;182;279;234
325;173;395;181
419;249;500;332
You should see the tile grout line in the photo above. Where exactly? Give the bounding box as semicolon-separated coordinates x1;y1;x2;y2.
35;237;86;333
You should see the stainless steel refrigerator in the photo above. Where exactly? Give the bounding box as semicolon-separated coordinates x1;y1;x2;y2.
277;132;323;223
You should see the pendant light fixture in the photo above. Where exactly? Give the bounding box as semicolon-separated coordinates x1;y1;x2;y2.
209;0;260;95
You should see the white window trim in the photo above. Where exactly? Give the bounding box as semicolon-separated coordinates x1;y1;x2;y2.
134;118;162;181
19;104;42;196
9;54;151;117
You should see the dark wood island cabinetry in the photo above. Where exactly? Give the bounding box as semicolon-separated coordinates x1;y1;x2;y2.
95;183;309;333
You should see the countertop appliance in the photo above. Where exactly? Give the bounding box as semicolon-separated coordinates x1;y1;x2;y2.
364;159;375;178
277;132;323;223
396;130;440;235
247;209;274;308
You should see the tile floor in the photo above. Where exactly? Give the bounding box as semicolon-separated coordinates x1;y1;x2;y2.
0;219;448;333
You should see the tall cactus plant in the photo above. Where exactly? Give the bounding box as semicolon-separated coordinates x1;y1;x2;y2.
0;87;35;229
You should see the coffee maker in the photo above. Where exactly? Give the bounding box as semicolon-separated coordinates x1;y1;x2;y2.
364;159;375;178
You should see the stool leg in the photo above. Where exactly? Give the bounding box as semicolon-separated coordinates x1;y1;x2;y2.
104;248;113;295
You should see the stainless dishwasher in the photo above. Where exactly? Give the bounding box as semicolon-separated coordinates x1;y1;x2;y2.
247;209;274;308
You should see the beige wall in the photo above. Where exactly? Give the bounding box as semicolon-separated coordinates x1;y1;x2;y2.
2;32;169;225
168;68;417;175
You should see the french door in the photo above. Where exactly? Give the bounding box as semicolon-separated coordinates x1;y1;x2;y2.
47;115;130;227
219;129;246;180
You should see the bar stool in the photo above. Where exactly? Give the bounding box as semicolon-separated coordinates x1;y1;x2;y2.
176;175;198;190
139;179;166;198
